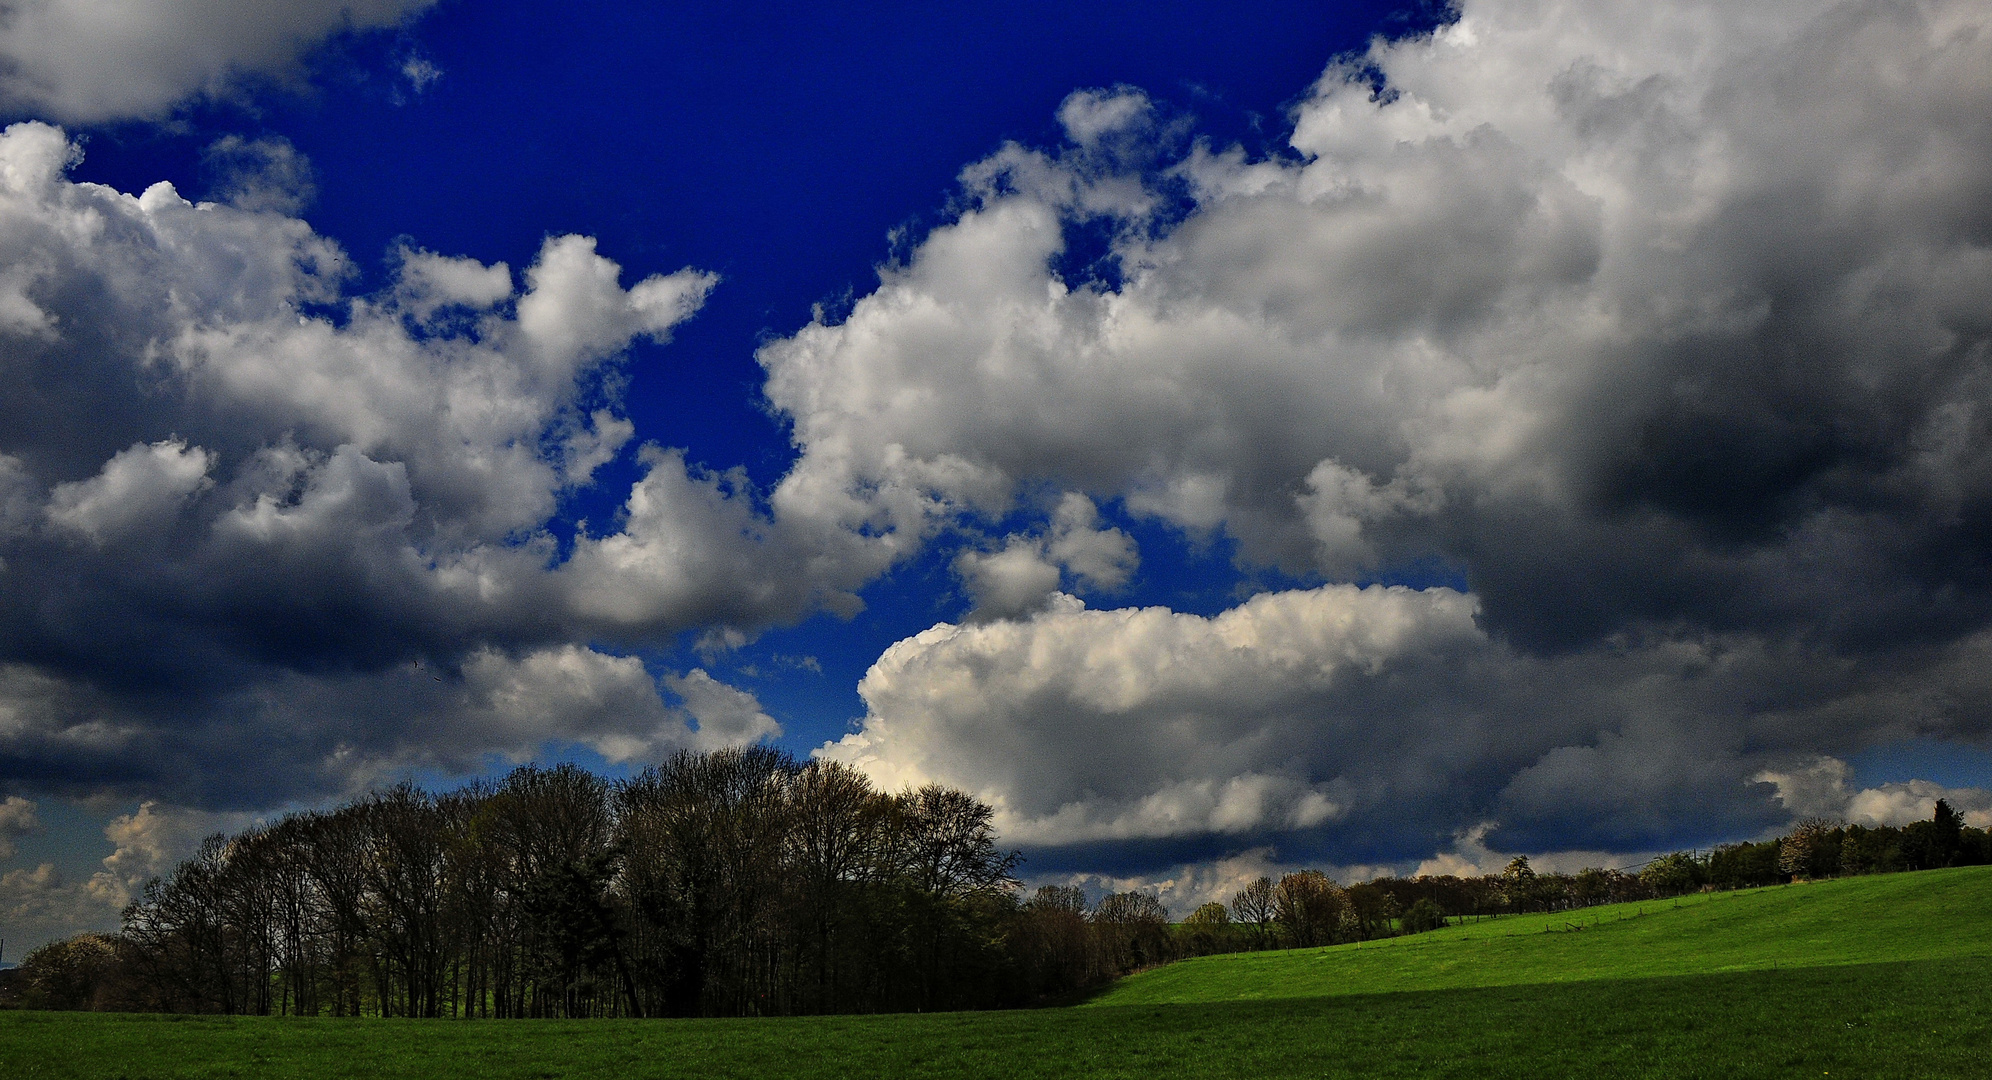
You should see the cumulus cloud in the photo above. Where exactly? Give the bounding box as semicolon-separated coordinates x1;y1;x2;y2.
90;800;256;908
1056;87;1154;149
0;120;813;806
0;0;442;123
779;0;1992;865
0;793;37;859
826;585;1487;854
824;582;1992;866
0;861;86;946
754;0;1992;650
1755;757;1992;829
454;648;780;765
954;493;1137;620
7;0;1992;874
0;799;254;952
45;439;215;545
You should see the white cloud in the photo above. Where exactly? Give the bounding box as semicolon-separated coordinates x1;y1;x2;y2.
824;585;1992;859
89;800;254;908
954;494;1137;621
0;799;255;953
0;0;443;123
453;647;778;765
0;119;825;805
0;861;89;944
754;0;1992;650
201;134;316;215
770;0;1992;863
1755;756;1992;829
1056;87;1153;148
955;538;1064;621
4;0;1992;872
45;439;215;544
393;247;514;323
0;794;37;859
821;584;1487;845
664;668;782;750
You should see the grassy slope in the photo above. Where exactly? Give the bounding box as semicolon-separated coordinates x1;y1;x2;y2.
3;867;1989;1079
1093;865;1992;1006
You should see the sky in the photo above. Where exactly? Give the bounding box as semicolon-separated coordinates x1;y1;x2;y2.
3;0;1992;954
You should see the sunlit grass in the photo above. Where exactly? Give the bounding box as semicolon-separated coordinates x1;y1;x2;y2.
1096;865;1992;1006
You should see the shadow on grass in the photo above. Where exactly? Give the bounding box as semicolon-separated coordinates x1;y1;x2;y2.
2;958;1989;1079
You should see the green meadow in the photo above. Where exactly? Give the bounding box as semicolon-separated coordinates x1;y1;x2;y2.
6;867;1990;1079
1095;865;1992;1005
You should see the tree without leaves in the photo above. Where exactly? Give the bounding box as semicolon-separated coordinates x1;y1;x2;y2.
1229;876;1277;950
1274;871;1349;949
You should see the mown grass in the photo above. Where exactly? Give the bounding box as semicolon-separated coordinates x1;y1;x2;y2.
4;867;1989;1079
1095;864;1992;1005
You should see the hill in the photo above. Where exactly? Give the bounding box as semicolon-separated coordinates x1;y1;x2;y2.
1092;864;1992;1006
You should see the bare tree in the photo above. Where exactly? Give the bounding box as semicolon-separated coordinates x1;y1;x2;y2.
1230;876;1277;950
1274;871;1350;948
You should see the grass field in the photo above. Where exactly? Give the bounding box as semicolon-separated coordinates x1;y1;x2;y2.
1094;864;1992;1006
4;867;1989;1079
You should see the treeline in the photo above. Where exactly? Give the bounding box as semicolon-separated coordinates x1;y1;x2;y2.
1141;800;1991;961
20;750;1040;1017
5;773;1984;1015
2;749;1245;1017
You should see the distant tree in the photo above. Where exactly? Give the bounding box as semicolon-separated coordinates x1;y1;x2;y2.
1185;901;1230;927
15;934;124;1011
1901;799;1966;871
1345;883;1400;940
1638;851;1704;896
1400;898;1447;934
1013;885;1096;995
1093;891;1173;972
1707;842;1782;889
1180;901;1235;956
1571;867;1616;905
782;758;893;1013
614;745;794;1017
1961;825;1992;867
1779;818;1840;880
1837;825;1904;877
1229;877;1277;949
110;749;1033;1020
1274;871;1349;948
1501;856;1539;912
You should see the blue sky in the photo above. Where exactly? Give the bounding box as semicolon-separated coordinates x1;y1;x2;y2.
60;0;1446;746
4;0;1992;951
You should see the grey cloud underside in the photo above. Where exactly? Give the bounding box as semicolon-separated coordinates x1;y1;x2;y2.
0;0;442;123
826;586;1992;867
